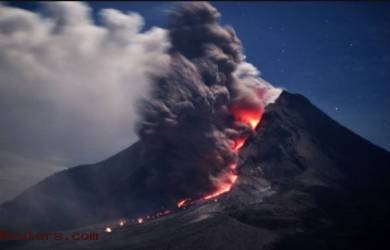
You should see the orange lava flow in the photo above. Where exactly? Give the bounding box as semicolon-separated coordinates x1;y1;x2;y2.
108;111;263;231
175;108;262;208
202;171;238;200
234;110;263;131
232;138;245;152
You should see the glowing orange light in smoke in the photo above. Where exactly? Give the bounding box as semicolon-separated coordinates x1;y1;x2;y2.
228;163;237;170
174;107;263;209
248;118;260;130
232;138;245;152
234;110;262;131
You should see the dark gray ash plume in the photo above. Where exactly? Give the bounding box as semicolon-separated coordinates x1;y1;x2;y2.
136;2;281;201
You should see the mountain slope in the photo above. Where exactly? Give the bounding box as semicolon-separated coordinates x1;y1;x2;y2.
2;91;390;250
227;91;390;249
0;141;146;231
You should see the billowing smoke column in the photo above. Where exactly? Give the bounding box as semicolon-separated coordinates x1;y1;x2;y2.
136;2;281;205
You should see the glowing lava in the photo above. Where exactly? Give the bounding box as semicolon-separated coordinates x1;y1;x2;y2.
228;163;237;170
109;110;262;230
175;108;262;208
177;199;189;208
234;110;263;131
118;117;262;229
118;219;126;227
232;138;245;152
202;171;238;200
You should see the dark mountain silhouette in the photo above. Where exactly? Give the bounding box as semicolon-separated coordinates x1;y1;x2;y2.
1;91;390;250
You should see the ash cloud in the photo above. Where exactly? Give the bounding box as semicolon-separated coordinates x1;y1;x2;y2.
0;1;281;204
137;2;281;201
0;2;170;202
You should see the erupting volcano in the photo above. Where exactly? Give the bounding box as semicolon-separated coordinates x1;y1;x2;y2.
2;3;390;250
137;2;280;207
0;2;282;233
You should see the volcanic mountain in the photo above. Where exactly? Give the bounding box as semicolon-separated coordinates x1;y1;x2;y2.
1;90;390;250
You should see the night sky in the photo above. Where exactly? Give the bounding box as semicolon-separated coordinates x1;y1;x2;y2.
11;1;390;150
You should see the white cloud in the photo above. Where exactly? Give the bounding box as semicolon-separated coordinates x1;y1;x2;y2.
234;62;283;105
0;2;170;201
